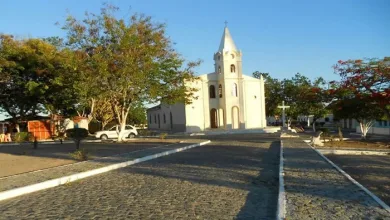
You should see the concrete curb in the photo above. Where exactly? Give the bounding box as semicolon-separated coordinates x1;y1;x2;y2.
277;138;286;219
319;149;390;156
0;139;101;146
307;142;390;213
0;140;211;202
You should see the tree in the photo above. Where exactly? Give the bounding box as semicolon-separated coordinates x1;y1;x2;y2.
0;35;77;122
62;4;199;141
92;98;114;130
330;95;383;139
253;71;283;117
126;102;147;125
281;73;330;131
333;58;390;119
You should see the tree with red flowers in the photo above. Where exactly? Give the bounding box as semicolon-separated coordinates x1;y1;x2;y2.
333;57;390;119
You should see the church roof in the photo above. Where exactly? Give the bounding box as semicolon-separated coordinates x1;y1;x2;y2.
218;26;238;52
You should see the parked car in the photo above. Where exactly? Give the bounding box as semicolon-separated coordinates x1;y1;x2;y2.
95;125;138;140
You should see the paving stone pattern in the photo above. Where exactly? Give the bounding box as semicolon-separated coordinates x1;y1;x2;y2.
326;154;390;206
0;142;194;192
283;138;390;219
0;134;280;220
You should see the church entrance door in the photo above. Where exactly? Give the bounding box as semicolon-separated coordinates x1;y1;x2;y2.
232;107;239;129
210;108;218;128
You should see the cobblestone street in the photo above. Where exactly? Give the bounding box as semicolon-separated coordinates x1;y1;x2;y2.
283;138;390;220
0;134;280;219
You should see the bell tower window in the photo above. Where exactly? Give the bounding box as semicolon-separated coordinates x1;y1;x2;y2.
232;83;238;97
218;66;221;74
218;84;223;98
230;64;236;73
209;85;216;98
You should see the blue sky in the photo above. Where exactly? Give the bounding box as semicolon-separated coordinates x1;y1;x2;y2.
1;0;389;119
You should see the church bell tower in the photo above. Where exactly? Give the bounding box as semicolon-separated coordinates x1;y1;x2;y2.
213;25;244;129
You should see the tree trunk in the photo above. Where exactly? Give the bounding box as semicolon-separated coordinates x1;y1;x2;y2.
76;139;81;149
117;122;126;142
338;126;343;141
102;121;108;130
359;119;374;140
312;121;316;132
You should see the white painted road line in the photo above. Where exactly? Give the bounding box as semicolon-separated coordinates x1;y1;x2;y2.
308;142;390;213
0;140;211;202
277;138;286;220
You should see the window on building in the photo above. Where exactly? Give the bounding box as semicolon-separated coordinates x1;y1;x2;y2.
384;121;388;126
209;85;216;98
230;64;236;73
218;66;221;74
163;114;166;123
219;84;223;98
149;115;152;124
154;114;156;123
231;54;235;59
232;83;238;97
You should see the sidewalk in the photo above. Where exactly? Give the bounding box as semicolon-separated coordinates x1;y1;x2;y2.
0;141;206;196
282;138;390;219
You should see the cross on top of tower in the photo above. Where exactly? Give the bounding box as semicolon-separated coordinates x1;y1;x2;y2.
224;21;228;27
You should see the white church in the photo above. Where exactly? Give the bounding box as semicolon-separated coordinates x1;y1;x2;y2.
147;26;266;133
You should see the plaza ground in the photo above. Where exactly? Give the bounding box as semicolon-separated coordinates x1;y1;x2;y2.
327;154;390;206
0;133;280;219
0;139;180;177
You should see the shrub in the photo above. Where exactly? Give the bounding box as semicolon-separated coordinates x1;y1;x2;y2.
138;129;152;136
14;132;34;143
159;133;168;139
69;148;89;161
66;128;88;149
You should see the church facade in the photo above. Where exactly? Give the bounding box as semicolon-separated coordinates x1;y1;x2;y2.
147;26;266;133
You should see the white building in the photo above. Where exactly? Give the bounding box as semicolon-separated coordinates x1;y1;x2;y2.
147;26;266;133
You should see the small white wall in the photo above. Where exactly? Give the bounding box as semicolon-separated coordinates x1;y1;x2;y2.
356;126;390;136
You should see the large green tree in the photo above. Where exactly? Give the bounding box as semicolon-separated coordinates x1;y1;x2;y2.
62;5;199;141
0;35;77;122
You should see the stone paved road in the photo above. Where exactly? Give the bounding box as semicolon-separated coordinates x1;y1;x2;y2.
0;142;194;192
283;138;390;220
0;134;280;220
327;154;390;206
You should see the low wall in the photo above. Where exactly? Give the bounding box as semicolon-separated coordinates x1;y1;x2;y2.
356;126;390;136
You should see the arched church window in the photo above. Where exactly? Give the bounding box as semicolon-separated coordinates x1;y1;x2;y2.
230;64;236;73
218;66;221;74
209;85;216;98
219;84;223;98
232;83;238;97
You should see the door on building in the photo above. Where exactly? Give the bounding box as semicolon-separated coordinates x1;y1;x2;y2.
232;106;239;129
210;108;218;128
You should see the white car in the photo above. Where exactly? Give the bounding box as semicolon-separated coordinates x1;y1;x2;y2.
95;125;138;140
